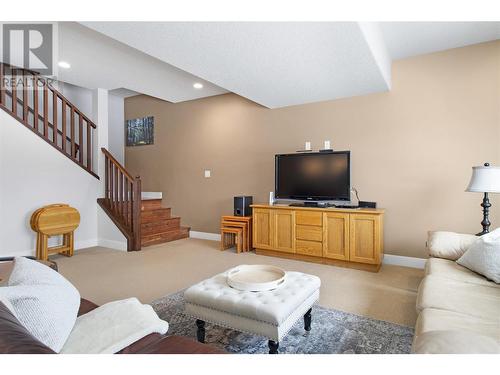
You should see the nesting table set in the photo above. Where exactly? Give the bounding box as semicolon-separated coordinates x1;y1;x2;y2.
220;215;252;253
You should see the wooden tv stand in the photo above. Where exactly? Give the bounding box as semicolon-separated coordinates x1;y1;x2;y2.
251;204;385;272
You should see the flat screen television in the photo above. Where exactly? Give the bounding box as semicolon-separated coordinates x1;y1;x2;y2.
275;151;350;202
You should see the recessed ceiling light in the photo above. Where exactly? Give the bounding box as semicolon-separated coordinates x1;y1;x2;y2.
58;61;71;69
193;82;203;89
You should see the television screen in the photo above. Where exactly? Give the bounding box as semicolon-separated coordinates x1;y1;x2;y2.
275;151;350;201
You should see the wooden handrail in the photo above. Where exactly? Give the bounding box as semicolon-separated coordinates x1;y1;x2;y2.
0;62;97;178
100;147;142;251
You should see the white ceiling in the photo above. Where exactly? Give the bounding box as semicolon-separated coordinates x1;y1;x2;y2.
72;22;499;108
380;22;500;60
81;22;392;109
58;22;227;103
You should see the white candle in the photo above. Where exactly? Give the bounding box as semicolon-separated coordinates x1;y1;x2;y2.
305;141;311;150
324;140;331;149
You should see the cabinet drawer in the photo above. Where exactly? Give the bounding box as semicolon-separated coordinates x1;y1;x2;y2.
296;225;323;242
296;211;322;226
296;240;323;257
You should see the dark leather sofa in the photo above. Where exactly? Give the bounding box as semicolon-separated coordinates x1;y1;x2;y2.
0;259;222;354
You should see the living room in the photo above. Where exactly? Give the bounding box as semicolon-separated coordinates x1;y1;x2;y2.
1;0;499;373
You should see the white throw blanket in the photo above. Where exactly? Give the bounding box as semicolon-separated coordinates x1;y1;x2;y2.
61;298;169;354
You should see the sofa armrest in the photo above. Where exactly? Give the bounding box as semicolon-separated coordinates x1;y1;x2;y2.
0;301;55;354
427;231;477;260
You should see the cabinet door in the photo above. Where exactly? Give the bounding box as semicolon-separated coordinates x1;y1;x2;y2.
272;210;295;253
349;214;381;264
322;212;349;260
253;208;273;249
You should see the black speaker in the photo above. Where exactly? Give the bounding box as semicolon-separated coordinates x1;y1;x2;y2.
234;196;253;216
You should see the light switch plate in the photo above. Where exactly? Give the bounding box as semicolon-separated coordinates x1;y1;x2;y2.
204;170;211;178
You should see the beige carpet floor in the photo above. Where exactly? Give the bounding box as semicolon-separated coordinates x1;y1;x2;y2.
52;238;424;327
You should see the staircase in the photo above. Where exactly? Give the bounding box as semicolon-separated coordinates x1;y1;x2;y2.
0;62;98;178
140;199;190;247
1;62;189;252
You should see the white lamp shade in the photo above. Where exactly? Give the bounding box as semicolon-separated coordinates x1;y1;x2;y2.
466;165;500;193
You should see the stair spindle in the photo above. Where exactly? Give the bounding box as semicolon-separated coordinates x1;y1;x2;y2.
43;80;48;137
23;73;28;122
70;107;75;159
118;171;123;217
33;77;39;132
12;69;17;117
61;100;67;153
78;114;83;164
123;176;130;225
114;165;119;214
86;121;91;170
105;156;109;202
53;91;58;145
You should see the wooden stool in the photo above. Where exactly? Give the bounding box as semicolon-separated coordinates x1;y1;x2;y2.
222;216;253;250
30;204;80;261
220;227;243;253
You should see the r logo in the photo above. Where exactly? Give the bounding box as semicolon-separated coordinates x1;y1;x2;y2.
2;24;53;75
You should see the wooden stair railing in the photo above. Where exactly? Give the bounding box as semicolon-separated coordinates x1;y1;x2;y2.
0;62;97;178
97;148;142;251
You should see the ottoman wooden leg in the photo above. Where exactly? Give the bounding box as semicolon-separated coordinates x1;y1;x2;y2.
268;340;279;354
304;308;312;331
196;319;206;343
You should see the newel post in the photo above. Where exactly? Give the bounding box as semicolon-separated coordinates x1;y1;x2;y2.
132;176;142;251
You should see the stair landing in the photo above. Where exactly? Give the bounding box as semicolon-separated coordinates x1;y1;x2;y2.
140;199;190;247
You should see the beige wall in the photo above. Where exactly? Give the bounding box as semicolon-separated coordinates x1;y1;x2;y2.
125;41;500;259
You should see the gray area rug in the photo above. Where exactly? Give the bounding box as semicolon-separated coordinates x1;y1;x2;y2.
151;291;414;354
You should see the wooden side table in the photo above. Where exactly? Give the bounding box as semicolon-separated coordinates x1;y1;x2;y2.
221;227;244;253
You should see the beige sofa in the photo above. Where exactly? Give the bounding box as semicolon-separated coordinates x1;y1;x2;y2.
413;256;500;353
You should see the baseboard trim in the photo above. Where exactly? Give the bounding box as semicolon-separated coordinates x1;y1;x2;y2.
98;239;127;251
74;239;98;250
383;254;426;269
190;231;221;241
187;231;426;269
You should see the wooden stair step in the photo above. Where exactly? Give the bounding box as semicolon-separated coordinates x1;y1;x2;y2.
141;199;163;211
141;226;190;247
141;207;171;222
141;217;181;236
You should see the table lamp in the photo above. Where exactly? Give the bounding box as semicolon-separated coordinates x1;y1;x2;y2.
466;162;500;235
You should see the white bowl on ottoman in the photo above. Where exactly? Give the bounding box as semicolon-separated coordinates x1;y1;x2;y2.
184;266;321;354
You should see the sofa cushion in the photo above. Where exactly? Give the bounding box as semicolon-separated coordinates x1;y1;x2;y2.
427;231;478;260
0;257;80;352
425;258;500;288
412;330;500;354
457;228;500;283
415;308;500;340
416;275;500;320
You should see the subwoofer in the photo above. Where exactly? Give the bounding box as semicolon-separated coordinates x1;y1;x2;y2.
234;196;253;216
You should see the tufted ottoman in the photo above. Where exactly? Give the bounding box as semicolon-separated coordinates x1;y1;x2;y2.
184;268;321;353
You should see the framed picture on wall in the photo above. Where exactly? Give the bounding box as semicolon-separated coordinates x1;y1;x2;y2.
126;116;154;146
